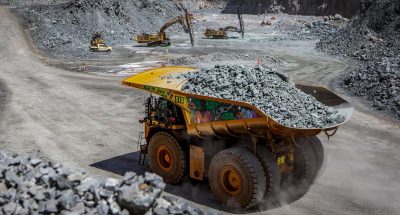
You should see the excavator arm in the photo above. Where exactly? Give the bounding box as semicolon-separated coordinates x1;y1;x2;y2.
223;26;240;32
159;16;187;33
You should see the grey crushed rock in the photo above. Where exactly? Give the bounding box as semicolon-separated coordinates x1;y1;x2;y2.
0;150;214;214
171;65;345;128
317;0;400;119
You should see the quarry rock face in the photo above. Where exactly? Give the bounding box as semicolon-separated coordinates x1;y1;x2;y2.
224;0;360;18
318;0;400;119
170;65;345;128
0;0;181;58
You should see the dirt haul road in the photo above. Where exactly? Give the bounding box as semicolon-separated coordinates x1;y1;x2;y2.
0;7;400;214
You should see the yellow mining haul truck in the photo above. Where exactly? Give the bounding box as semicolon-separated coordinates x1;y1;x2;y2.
122;66;353;209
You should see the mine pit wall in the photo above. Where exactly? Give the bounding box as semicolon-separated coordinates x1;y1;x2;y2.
224;0;360;18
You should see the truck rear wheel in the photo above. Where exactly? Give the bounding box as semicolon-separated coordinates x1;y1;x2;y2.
291;137;318;185
255;145;281;199
148;132;186;184
208;147;266;208
308;136;324;179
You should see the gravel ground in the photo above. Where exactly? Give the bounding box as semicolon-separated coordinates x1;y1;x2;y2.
317;0;400;119
171;65;345;128
0;150;211;215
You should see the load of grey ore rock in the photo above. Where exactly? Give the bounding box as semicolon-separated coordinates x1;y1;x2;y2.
317;0;400;119
0;150;210;215
176;65;345;128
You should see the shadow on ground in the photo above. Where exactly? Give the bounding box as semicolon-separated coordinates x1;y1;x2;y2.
90;152;309;213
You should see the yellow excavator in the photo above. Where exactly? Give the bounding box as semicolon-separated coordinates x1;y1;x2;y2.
134;12;194;47
204;26;241;39
204;4;244;39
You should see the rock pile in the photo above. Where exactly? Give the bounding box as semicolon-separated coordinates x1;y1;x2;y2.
292;20;342;40
259;18;345;41
173;65;345;128
317;0;400;119
341;59;400;118
170;52;293;70
0;150;208;215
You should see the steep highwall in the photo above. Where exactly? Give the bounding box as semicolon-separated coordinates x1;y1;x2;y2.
224;0;360;18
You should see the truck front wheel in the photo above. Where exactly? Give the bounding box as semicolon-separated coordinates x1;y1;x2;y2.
255;145;281;199
307;136;324;180
283;136;318;188
148;132;186;184
208;147;266;209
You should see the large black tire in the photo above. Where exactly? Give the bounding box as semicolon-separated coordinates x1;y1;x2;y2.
292;137;318;185
148;132;186;184
208;147;266;209
255;145;281;199
307;136;324;179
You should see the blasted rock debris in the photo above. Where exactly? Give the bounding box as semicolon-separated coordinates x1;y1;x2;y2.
175;65;345;128
0;150;210;215
317;0;400;119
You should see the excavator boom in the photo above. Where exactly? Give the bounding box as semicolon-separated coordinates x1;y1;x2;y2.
159;16;187;33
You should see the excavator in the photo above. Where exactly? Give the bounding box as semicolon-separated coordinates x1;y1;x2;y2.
134;11;194;47
204;4;244;39
204;26;241;39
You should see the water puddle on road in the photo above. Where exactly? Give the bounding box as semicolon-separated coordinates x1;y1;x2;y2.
90;61;165;76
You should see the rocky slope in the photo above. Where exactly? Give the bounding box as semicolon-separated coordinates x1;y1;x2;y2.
224;0;360;18
0;0;181;58
317;0;400;118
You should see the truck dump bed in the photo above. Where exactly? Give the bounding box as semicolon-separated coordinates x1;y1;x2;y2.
122;66;353;138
